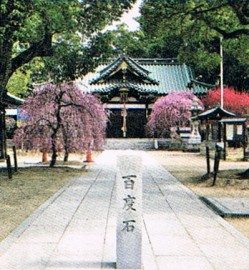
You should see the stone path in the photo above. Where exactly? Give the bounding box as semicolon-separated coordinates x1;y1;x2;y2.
0;150;249;270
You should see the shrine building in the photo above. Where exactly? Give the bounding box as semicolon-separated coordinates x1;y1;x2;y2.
78;54;212;138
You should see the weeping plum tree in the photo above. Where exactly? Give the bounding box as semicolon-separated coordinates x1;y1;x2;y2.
60;94;106;162
201;87;249;116
13;83;107;167
146;92;203;138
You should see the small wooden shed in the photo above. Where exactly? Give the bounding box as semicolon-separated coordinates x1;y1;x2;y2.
193;107;248;160
219;118;247;160
192;106;236;142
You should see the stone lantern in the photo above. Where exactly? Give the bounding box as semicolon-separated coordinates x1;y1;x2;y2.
188;97;203;148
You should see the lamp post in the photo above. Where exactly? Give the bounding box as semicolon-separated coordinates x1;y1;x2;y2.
120;87;129;138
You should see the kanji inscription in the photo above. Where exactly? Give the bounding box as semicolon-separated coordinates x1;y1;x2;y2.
116;154;143;270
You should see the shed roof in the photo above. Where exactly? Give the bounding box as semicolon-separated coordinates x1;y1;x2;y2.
220;118;247;123
193;106;236;121
2;93;24;108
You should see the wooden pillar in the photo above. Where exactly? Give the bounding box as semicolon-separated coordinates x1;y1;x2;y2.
218;121;222;142
6;155;12;179
223;123;226;160
243;122;247;161
212;145;221;186
145;103;149;119
121;103;127;138
0;106;7;159
206;146;210;175
13;146;18;172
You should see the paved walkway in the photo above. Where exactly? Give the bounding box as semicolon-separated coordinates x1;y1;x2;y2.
0;150;249;270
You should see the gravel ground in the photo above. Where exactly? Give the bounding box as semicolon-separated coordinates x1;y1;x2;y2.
149;150;249;238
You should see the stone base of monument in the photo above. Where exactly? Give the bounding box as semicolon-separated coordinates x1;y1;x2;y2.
185;135;201;152
188;135;201;144
116;154;143;270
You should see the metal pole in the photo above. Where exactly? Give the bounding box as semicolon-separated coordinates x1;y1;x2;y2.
220;36;224;109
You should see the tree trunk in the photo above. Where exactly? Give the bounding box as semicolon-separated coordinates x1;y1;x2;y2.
0;107;7;159
64;151;69;162
50;144;57;167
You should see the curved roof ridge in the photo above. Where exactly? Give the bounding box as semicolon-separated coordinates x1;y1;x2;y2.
90;54;159;85
99;55;123;75
193;106;236;120
190;79;216;89
125;55;150;75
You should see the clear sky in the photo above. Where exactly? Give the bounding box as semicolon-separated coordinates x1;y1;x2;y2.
110;0;142;31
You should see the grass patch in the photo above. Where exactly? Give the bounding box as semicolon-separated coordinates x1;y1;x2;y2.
0;167;85;242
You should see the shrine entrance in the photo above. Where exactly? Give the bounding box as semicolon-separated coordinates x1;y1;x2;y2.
106;109;147;138
81;54;210;139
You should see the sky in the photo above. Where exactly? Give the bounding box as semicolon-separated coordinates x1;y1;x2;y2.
120;0;142;31
110;0;142;31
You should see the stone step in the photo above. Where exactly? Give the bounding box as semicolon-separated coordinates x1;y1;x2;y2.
104;138;186;150
104;138;155;150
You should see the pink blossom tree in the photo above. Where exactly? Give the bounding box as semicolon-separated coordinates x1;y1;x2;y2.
13;83;107;167
146;92;204;138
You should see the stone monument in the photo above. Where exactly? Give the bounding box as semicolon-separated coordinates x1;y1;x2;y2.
116;154;143;270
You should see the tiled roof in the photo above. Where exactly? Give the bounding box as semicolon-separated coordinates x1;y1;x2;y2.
90;55;159;85
193;106;236;120
188;79;216;95
90;83;158;95
78;57;212;96
2;93;24;108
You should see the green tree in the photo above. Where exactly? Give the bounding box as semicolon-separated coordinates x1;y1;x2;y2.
137;0;249;90
0;0;135;159
6;69;30;98
104;24;146;57
0;0;136;99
